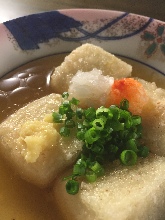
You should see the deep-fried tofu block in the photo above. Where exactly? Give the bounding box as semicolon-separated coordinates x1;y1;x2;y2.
139;79;165;156
51;43;132;94
0;94;82;187
54;154;165;220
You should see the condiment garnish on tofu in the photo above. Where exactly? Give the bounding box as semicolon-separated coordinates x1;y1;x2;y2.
19;120;59;163
52;92;149;195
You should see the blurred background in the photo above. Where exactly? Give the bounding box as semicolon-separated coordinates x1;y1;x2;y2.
0;0;165;23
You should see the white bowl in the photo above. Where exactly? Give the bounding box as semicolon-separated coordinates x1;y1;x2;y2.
0;9;165;78
0;9;165;220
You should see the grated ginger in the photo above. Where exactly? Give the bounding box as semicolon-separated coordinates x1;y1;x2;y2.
19;120;59;163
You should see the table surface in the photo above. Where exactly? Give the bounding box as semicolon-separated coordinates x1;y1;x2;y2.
0;0;165;23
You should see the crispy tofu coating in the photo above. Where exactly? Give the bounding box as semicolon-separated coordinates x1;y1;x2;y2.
54;154;165;220
51;43;132;94
0;94;82;187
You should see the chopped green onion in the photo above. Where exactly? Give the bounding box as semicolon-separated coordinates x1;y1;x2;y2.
138;145;149;158
62;92;69;99
132;115;142;125
120;99;129;110
76;108;84;119
59;100;72;116
85;128;100;144
52;93;148;195
60;127;70;137
66;110;75;120
66;180;79;195
126;139;138;152
65;119;76;128
70;97;80;106
59;105;66;115
91;143;104;154
110;121;124;131
109;144;118;154
92;119;105;130
83;119;90;128
101;126;113;138
84;107;96;121
77;122;84;130
63;100;71;108
76;130;85;141
73;163;86;176
52;112;63;123
109;105;120;120
120;110;132;128
120;150;137;166
85;170;97;182
89;161;104;176
96;107;113;119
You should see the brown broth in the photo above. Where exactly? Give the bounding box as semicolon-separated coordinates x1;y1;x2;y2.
0;54;66;220
0;54;164;220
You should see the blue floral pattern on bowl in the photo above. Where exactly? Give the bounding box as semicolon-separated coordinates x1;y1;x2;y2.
0;9;165;77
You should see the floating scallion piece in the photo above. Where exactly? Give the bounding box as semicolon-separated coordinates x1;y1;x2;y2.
52;93;149;195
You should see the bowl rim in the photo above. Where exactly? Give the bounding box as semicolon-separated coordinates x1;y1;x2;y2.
0;8;165;78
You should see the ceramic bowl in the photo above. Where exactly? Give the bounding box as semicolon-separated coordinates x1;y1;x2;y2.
0;9;165;78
